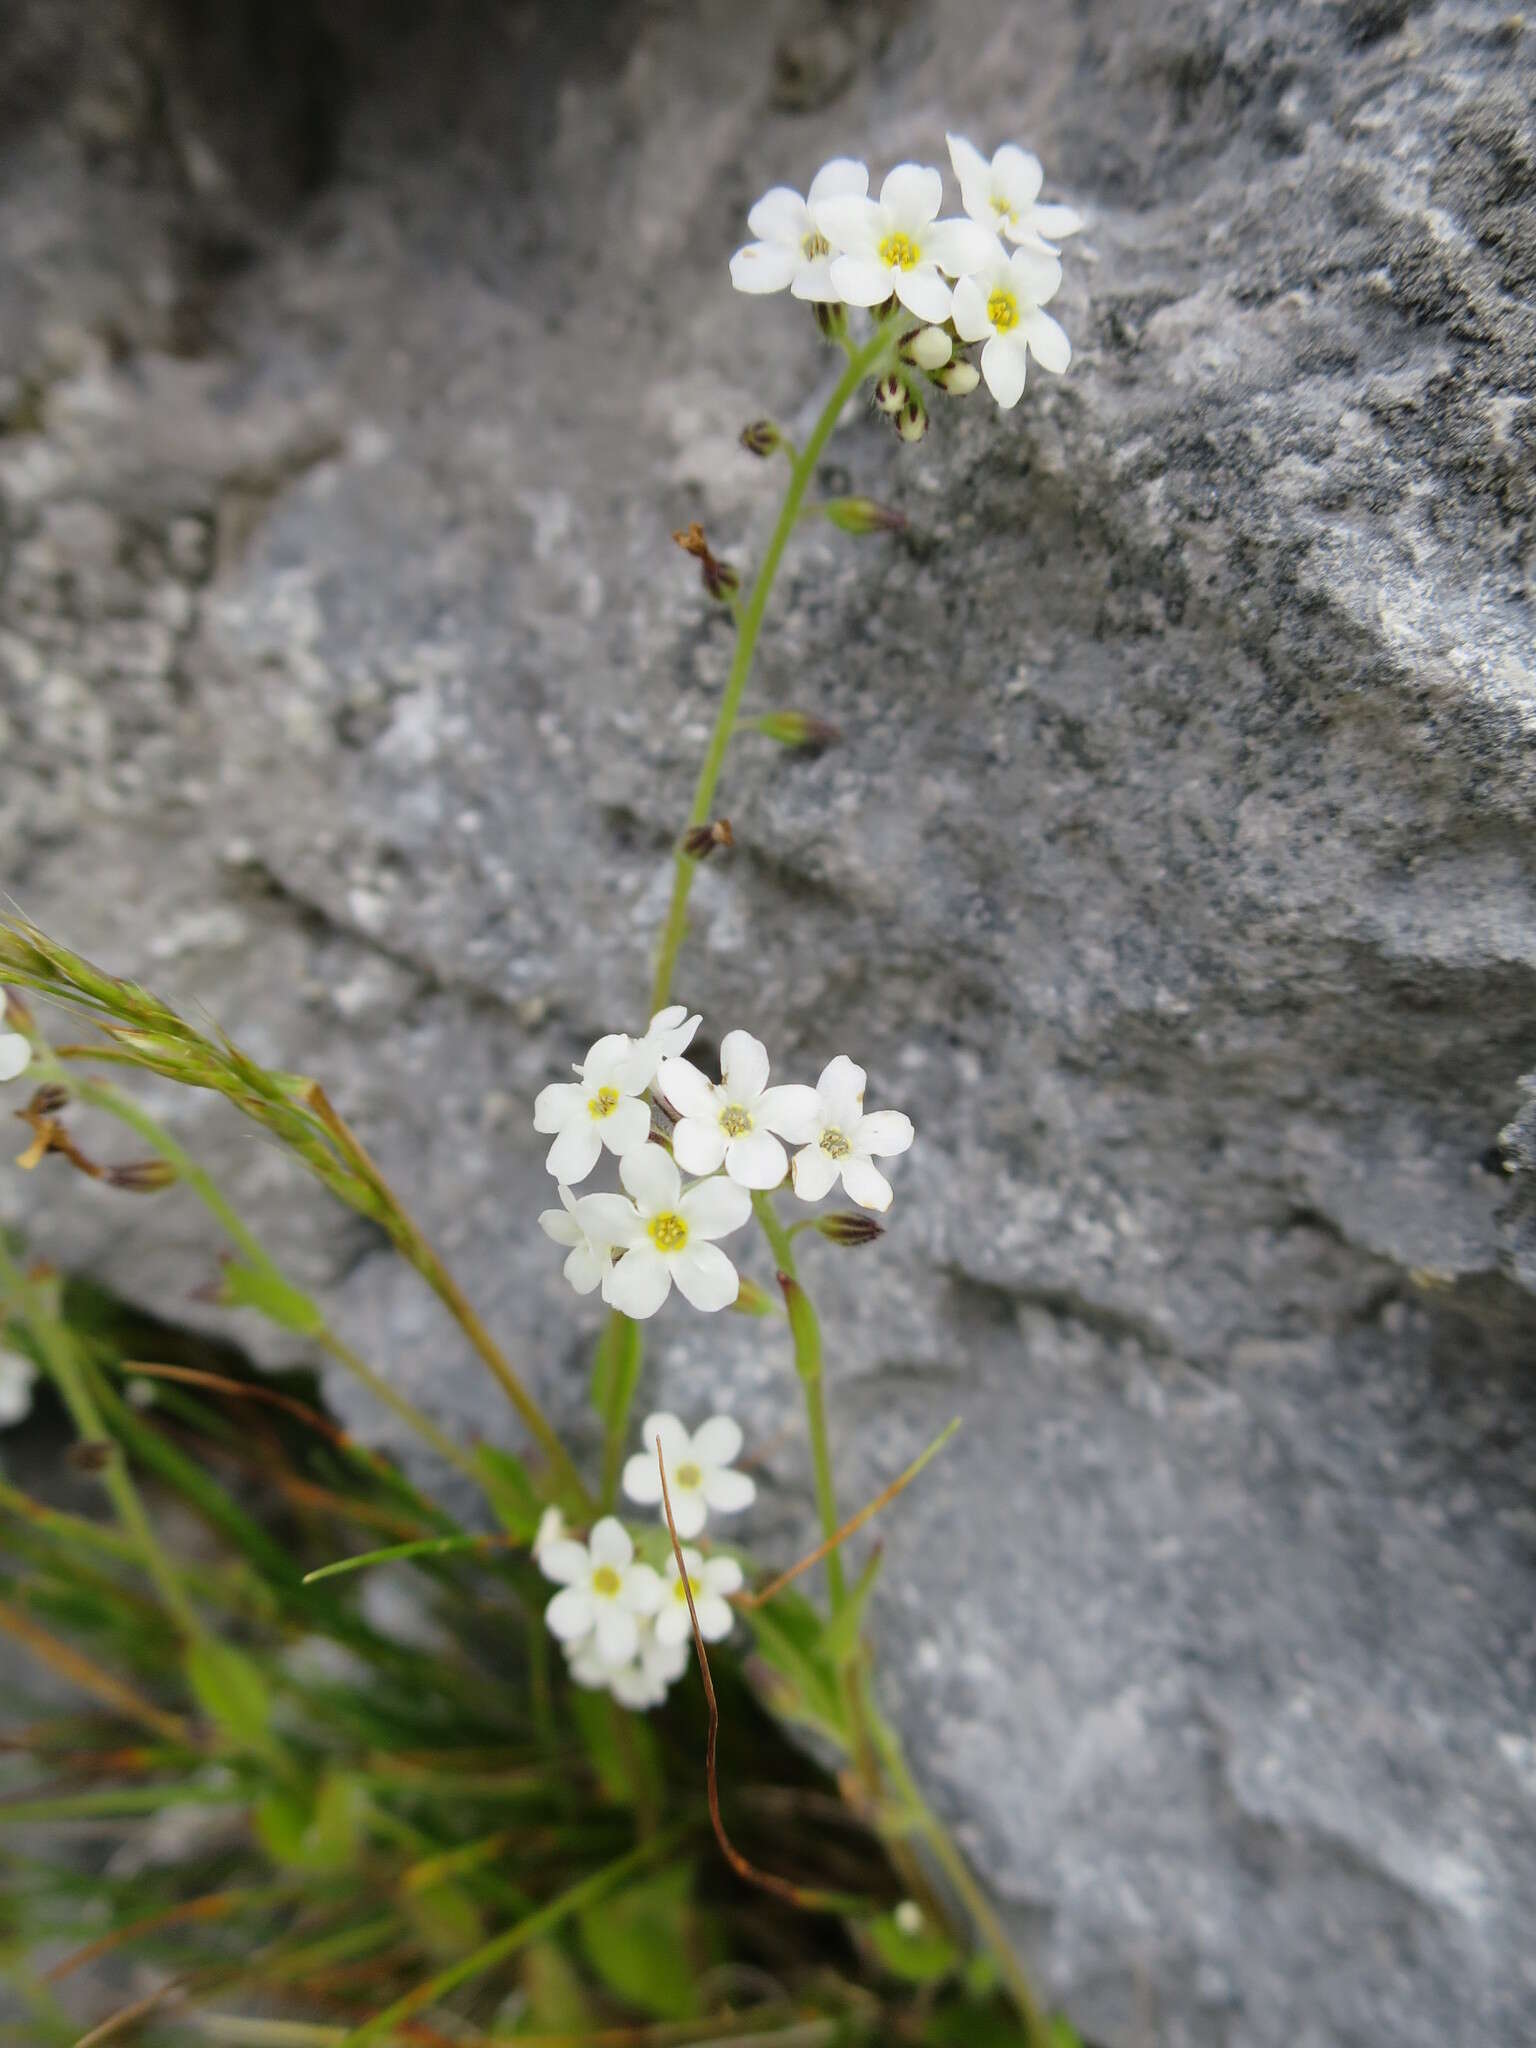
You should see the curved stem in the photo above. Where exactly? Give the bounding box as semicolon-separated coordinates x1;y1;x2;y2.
650;312;905;1012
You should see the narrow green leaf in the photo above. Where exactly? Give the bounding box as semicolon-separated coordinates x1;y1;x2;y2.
184;1637;274;1753
472;1444;541;1541
747;1591;846;1744
822;1544;882;1669
302;1533;500;1584
219;1261;324;1336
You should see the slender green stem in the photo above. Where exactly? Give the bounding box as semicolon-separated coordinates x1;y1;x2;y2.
650;312;906;1012
0;1238;204;1643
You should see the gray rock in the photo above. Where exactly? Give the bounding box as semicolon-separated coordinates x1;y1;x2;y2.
3;1;1535;2042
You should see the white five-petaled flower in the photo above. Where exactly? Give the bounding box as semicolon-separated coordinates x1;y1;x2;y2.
0;1348;37;1429
655;1547;744;1648
532;1033;653;1185
622;1410;756;1540
814;163;995;324
730;158;869;301
538;1183;632;1295
569;1620;689;1709
0;994;30;1085
539;1515;662;1667
600;1149;751;1319
947;133;1084;253
658;1030;819;1191
788;1055;914;1212
952;244;1070;411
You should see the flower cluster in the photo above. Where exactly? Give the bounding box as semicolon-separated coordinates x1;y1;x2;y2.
730;133;1081;412
536;1411;751;1710
534;1008;913;1318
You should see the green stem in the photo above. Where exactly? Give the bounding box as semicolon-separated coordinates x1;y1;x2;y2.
650;311;906;1012
0;1239;204;1644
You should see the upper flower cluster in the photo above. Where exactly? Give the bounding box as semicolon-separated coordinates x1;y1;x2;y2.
729;134;1081;411
534;1007;913;1318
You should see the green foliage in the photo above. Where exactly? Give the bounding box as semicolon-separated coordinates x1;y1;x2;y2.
578;1864;702;2019
471;1443;542;1540
185;1637;276;1753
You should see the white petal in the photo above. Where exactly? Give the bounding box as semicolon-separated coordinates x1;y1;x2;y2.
593;1604;639;1666
812;194;881;255
730;241;799;294
619;1144;681;1214
692;1593;734;1643
747;185;810;244
538;1539;592;1586
672;1116;729;1177
951;274;992;344
700;1466;756;1514
701;1554;745;1597
854;1110;914;1158
754;1084;822;1142
981;333;1027;409
816;1055;867;1125
0;1033;31;1083
574;1192;644;1249
788;255;842;302
588;1517;634;1570
600;1096;653;1158
620;1562;663;1614
671;1242;739;1313
1007;244;1063;303
669;1488;708;1539
532;1081;583;1134
719;1029;770;1101
993;144;1044;208
546;1119;603;1185
656;1056;719;1122
840;1154;894;1212
652;1603;692;1649
791;1143;841;1203
807;156;869;205
926;218;999;278
622;1450;663;1507
894;265;952;323
545;1587;595;1641
828;254;893;306
879;162;943;225
724;1127;788;1190
1022;307;1072;374
946;131;992;211
563;1244;606;1295
646;1006;699;1058
691;1415;743;1468
539;1206;581;1247
1028;201;1084;242
606;1245;672;1319
581;1034;639;1087
642;1413;694;1471
678;1175;752;1240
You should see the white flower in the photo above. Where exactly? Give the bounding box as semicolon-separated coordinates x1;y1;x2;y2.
951;244;1070;411
622;1410;756;1540
814;163;995;324
654;1546;744;1648
532;1032;654;1185
946;133;1084;252
0;994;30;1086
538;1515;662;1666
730;158;869;301
657;1030;819;1191
626;1005;701;1090
788;1055;914;1212
0;1347;37;1429
538;1183;634;1295
532;1505;567;1557
600;1149;751;1319
572;1619;690;1710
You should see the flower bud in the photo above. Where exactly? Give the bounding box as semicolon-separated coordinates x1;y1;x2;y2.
751;711;842;750
702;555;741;603
813;300;847;342
103;1158;178;1193
896;396;929;444
873;373;906;415
811;1211;886;1247
682;818;734;860
730;1276;778;1317
27;1082;69;1117
933;359;981;396
823;497;907;537
900;326;952;371
740;419;783;458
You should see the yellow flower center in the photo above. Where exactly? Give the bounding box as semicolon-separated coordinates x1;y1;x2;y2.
819;1129;852;1159
647;1211;689;1253
987;288;1020;332
801;229;831;260
672;1572;702;1603
993;193;1019;225
587;1085;620;1119
591;1565;622;1598
719;1104;753;1137
879;231;921;271
675;1462;701;1490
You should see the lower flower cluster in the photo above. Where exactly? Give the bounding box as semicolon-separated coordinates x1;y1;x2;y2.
534;1006;914;1318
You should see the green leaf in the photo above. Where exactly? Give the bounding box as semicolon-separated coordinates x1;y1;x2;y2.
254;1773;368;1873
569;1688;662;1812
868;1907;959;1984
590;1310;642;1440
406;1880;485;1961
184;1637;274;1753
517;1940;595;2032
578;1864;700;2020
473;1444;541;1541
747;1590;846;1744
219;1261;323;1336
302;1533;499;1584
822;1545;882;1669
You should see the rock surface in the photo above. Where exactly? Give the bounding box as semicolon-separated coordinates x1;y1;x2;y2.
4;1;1536;2041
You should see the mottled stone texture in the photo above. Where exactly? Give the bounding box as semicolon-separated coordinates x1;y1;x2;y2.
3;1;1535;2041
